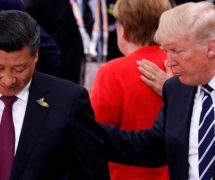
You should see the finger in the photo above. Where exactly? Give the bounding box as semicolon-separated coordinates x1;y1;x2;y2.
140;75;154;86
137;59;167;82
137;60;158;78
140;75;162;96
138;66;154;81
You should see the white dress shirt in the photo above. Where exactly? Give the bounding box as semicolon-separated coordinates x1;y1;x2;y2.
0;81;30;154
189;76;215;179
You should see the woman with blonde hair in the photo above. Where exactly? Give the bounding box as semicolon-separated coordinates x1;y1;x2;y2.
90;0;172;179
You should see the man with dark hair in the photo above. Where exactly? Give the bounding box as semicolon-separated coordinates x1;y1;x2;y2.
0;10;109;180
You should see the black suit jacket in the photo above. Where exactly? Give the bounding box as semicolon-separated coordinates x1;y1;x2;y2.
37;28;62;77
23;0;84;83
10;71;110;180
101;76;198;180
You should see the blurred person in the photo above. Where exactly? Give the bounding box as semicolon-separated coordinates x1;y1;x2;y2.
0;10;110;180
90;0;172;179
23;0;85;83
70;0;108;61
87;0;109;61
100;1;215;179
106;0;123;61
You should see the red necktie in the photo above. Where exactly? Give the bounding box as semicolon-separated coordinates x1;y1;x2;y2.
0;96;17;180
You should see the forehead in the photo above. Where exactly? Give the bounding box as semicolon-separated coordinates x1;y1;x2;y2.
160;35;193;49
0;47;32;61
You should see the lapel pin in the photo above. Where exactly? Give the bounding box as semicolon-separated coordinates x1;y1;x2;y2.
37;98;49;108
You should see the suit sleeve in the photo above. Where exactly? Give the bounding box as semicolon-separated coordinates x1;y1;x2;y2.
98;83;170;168
69;88;110;179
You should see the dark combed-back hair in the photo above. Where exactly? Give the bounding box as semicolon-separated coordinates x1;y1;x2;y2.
0;10;40;54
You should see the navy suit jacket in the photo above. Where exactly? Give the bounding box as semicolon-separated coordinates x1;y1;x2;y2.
10;71;110;180
101;76;198;180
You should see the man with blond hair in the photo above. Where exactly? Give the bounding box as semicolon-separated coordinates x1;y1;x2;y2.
101;2;215;179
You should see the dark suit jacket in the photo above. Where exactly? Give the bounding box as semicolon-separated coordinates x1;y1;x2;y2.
37;28;62;77
10;71;110;180
101;76;197;180
23;0;84;83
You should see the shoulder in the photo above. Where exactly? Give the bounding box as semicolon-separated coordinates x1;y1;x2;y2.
164;76;189;91
163;76;196;99
32;71;85;94
98;55;138;77
101;57;125;69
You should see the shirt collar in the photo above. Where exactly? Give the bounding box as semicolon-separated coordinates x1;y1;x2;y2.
196;76;215;97
207;76;215;90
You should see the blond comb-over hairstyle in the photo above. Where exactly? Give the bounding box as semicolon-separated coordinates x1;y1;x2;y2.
155;2;215;48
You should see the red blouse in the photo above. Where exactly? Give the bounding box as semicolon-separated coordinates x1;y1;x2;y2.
90;46;169;180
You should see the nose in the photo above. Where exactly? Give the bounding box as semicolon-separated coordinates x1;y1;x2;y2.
0;72;16;87
166;53;177;67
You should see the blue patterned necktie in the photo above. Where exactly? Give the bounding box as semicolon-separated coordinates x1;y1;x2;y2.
198;84;215;180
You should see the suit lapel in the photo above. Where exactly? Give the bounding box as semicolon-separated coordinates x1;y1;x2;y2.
10;72;52;179
167;84;196;139
181;86;196;150
178;86;196;136
168;84;196;179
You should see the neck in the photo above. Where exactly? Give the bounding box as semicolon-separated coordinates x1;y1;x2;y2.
122;41;149;56
123;43;142;56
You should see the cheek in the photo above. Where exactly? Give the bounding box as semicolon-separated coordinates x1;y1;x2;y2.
16;69;34;86
185;60;208;77
179;53;197;69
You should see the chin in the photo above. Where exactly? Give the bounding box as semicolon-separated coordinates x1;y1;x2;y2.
179;76;195;86
1;93;16;97
0;89;19;97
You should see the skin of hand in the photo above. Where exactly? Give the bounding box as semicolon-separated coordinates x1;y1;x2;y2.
137;59;173;96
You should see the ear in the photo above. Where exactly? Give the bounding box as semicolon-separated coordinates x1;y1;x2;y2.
207;40;215;58
34;51;39;63
117;23;128;41
122;27;129;42
117;23;125;39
